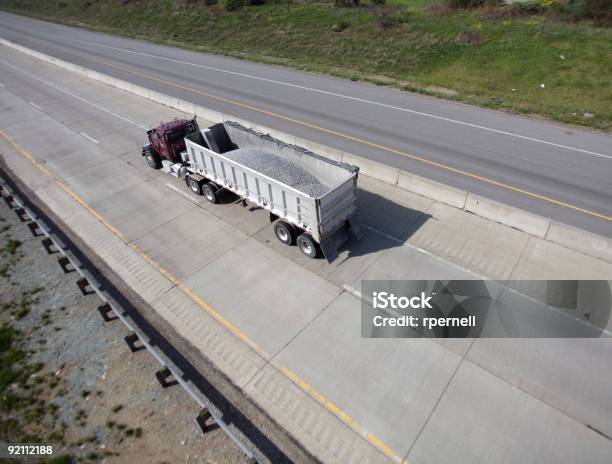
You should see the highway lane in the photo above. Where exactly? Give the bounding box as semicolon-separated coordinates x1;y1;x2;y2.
1;12;611;237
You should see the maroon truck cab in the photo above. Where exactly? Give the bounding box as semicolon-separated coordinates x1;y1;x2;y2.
142;117;199;168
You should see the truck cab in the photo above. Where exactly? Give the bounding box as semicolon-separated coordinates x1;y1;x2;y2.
142;118;199;167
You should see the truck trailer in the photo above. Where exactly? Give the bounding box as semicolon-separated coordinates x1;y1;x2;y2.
142;118;362;262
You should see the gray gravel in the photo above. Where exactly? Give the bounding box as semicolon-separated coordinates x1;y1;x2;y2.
223;148;329;197
0;196;246;463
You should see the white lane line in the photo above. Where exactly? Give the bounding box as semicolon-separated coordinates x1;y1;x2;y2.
0;58;149;130
80;132;98;144
29;101;42;110
21;28;611;160
165;182;197;202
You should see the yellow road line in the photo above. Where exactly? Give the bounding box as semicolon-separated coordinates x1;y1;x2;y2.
280;365;400;462
0;128;400;462
42;44;612;223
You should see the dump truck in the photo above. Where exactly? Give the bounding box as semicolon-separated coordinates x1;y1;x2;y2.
142;118;362;262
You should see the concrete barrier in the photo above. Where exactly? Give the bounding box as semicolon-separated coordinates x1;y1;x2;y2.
397;170;467;209
465;193;551;238
546;222;612;264
294;136;343;162
3;37;611;260
342;153;400;185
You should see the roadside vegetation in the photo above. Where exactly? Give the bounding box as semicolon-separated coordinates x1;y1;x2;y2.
1;0;611;130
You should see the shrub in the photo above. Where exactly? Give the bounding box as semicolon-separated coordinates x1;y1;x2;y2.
445;0;484;9
335;0;361;7
221;0;246;10
371;0;386;5
560;0;612;21
514;0;545;13
331;20;351;32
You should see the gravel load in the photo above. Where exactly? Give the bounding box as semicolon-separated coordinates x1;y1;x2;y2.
223;147;330;197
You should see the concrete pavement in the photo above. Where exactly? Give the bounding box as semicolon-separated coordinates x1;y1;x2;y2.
1;46;612;463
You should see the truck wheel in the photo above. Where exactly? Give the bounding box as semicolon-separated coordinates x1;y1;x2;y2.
145;147;161;169
202;183;218;204
274;221;296;246
297;233;319;258
186;176;202;195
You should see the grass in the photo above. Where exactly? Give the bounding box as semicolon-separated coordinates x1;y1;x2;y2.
4;239;22;255
0;0;610;130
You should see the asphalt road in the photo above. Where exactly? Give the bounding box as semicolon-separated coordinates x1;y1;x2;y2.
1;11;611;237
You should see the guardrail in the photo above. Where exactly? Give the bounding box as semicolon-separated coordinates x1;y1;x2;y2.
0;177;260;464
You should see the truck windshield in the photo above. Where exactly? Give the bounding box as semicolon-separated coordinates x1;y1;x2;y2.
167;125;195;141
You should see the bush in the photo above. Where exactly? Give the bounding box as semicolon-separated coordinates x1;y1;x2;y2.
221;0;246;10
514;0;545;13
371;0;386;5
560;0;612;21
445;0;484;9
331;20;351;32
335;0;361;7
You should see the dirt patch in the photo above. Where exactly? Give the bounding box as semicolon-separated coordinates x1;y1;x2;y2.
456;29;486;46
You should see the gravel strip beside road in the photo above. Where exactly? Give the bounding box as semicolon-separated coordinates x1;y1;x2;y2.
0;190;247;463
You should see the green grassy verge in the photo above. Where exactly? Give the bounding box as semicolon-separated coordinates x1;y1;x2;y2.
1;0;611;130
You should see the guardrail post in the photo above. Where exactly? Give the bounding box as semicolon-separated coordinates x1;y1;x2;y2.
14;207;28;222
42;238;58;254
76;277;94;296
195;407;213;434
124;332;144;352
97;303;118;322
27;221;43;237
155;366;177;388
3;194;16;208
57;256;75;273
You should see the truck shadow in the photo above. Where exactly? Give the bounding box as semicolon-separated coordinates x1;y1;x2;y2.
340;188;432;259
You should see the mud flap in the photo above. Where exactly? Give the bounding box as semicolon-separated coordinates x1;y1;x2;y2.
321;227;351;263
320;237;339;263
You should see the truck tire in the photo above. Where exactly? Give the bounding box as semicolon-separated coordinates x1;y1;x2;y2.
202;183;218;204
274;221;296;245
145;147;161;169
186;175;202;195
297;233;319;258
